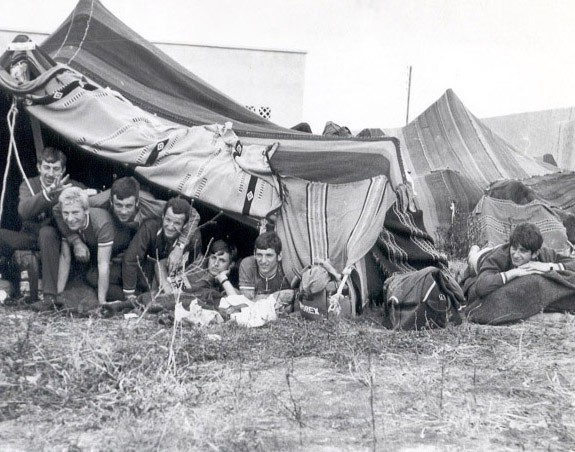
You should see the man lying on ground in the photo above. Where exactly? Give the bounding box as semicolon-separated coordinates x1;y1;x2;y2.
238;231;294;310
131;239;240;314
465;222;575;302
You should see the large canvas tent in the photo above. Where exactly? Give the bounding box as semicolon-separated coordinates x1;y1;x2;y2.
386;89;562;237
1;0;441;308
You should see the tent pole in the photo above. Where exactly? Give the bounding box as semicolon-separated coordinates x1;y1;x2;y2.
30;117;44;160
405;66;412;126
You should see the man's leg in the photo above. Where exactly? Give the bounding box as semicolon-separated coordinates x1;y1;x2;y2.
37;226;60;298
0;229;38;300
0;229;37;255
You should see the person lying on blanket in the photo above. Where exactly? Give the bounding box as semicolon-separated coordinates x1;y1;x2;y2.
238;231;294;310
127;239;240;314
182;239;239;306
466;222;575;302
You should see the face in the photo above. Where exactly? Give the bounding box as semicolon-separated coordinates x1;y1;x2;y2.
61;200;88;231
162;207;186;239
208;251;232;276
112;195;138;223
37;160;64;187
510;245;537;268
255;247;280;277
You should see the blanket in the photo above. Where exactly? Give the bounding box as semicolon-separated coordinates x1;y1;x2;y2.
464;271;575;325
371;203;448;277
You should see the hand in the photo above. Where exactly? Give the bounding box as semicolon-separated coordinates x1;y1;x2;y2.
47;174;72;199
273;289;295;313
216;270;230;284
167;246;184;274
519;262;554;273
73;241;90;263
507;265;545;282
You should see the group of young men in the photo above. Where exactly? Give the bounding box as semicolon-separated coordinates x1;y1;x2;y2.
0;147;292;312
3;146;574;317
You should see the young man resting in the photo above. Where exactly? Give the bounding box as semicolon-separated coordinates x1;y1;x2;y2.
121;197;199;301
466;222;575;302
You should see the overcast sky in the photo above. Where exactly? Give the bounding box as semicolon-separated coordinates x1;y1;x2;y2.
2;0;575;131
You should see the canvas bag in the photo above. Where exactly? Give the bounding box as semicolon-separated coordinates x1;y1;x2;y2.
382;266;464;330
296;264;354;320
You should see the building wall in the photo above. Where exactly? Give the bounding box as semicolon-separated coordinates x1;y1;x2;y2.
0;30;306;128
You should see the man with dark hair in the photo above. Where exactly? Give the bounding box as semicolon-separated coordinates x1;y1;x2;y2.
184;239;239;304
121;197;201;300
238;231;290;300
467;222;575;301
0;147;83;307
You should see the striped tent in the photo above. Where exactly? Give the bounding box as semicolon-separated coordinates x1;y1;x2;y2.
387;89;561;236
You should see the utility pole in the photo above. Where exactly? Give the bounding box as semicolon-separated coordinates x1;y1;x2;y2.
405;65;412;126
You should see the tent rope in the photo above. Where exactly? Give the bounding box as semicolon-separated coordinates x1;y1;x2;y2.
68;0;95;65
53;1;78;59
0;98;35;224
7;99;34;195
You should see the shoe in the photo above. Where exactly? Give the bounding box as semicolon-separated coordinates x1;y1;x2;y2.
28;294;62;312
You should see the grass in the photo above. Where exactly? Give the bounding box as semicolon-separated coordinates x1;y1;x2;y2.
1;303;575;451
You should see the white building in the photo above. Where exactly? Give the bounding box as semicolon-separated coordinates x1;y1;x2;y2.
0;29;306;128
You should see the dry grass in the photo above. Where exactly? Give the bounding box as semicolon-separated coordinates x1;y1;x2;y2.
1;304;574;451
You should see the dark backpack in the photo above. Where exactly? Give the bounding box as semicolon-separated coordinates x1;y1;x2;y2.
382;267;464;330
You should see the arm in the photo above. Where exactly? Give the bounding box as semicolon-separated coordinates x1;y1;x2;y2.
57;240;72;293
18;179;53;221
154;259;173;295
97;244;113;305
473;248;511;299
122;220;158;297
215;271;238;297
168;208;201;273
238;257;256;300
88;189;111;209
537;248;575;272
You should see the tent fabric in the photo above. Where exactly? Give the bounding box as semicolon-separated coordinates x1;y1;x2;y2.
32;0;405;188
21;70;282;218
468;195;570;253
371;203;448;277
522;172;575;215
40;0;281;135
390;89;560;235
276;175;392;284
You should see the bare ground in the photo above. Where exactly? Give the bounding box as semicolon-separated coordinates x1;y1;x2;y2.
0;304;574;451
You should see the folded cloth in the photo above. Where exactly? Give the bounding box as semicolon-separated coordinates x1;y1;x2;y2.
464;270;575;325
174;299;223;326
220;294;277;328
